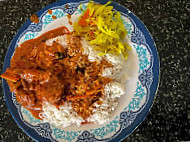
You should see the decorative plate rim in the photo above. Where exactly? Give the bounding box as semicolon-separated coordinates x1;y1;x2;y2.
2;0;160;141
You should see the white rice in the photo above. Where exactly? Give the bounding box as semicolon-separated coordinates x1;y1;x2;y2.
81;38;102;62
87;81;125;124
102;54;125;79
46;35;68;47
42;37;129;127
43;102;84;127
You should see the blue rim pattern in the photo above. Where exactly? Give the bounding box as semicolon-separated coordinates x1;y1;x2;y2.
2;0;159;142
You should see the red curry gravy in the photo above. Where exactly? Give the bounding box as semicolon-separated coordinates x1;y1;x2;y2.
1;26;112;120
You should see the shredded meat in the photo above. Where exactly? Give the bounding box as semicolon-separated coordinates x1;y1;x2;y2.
1;26;113;120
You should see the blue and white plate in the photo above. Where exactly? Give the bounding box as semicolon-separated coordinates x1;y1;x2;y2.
2;0;159;141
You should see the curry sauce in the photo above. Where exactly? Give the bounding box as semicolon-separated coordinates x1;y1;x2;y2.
1;26;113;120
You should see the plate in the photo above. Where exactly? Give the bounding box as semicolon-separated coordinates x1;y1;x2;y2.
2;0;159;141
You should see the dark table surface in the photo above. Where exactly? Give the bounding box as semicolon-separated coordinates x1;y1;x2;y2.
0;0;189;142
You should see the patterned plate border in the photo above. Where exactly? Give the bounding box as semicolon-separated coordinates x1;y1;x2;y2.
2;0;159;142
